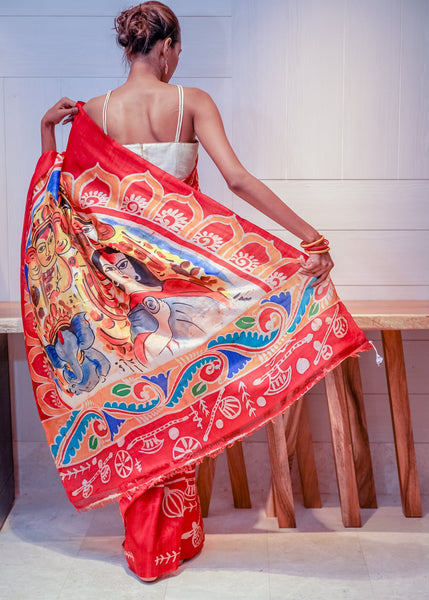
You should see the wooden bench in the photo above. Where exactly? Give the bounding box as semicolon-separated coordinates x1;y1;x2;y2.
198;300;429;528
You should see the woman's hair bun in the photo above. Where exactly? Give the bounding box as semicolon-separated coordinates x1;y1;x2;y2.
117;32;129;47
115;2;180;59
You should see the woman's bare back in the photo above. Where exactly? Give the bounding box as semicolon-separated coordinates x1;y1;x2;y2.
83;81;196;145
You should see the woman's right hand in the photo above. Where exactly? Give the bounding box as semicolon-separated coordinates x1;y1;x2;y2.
299;251;334;287
41;97;78;127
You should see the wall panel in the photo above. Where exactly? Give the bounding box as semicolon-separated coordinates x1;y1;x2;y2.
0;0;233;17
232;179;429;231
342;0;401;178
0;16;231;79
232;0;288;179
285;0;345;179
398;0;429;178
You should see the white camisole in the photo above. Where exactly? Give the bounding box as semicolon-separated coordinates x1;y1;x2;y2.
102;85;198;181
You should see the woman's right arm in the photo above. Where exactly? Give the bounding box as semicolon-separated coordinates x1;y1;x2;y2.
190;89;334;284
40;97;78;153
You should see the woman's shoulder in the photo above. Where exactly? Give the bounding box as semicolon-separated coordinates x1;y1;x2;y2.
181;86;216;112
82;94;106;121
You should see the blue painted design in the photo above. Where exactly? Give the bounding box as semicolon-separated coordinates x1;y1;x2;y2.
104;396;160;414
51;410;79;459
262;290;292;315
217;350;251;378
207;329;278;350
166;355;220;408
287;279;316;333
63;412;104;465
101;411;125;441
46;168;60;200
142;371;170;397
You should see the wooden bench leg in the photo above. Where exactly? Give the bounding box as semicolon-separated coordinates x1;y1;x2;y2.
294;396;322;509
197;455;217;518
324;366;361;527
196;441;251;517
0;333;15;528
266;395;321;516
381;330;422;517
341;357;377;508
266;415;296;528
226;442;251;509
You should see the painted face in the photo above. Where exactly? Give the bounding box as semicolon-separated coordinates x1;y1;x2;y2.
100;252;137;283
36;226;56;268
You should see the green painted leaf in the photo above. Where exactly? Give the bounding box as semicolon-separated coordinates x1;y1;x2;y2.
309;303;319;317
235;316;255;330
192;382;207;397
112;383;131;397
89;435;98;450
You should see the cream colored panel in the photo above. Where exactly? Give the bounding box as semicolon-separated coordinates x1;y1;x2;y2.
233;179;429;231
285;0;345;179
398;0;429;178
343;0;401;178
0;1;232;16
0;17;231;78
0;78;9;300
232;0;287;179
5;78;61;301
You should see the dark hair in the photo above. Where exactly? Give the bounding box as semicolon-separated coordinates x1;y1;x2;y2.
91;247;161;289
115;2;180;59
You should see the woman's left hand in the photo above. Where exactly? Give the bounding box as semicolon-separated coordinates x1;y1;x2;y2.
299;252;334;287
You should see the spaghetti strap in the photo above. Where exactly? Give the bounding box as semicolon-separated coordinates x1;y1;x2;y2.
175;85;184;143
102;90;112;135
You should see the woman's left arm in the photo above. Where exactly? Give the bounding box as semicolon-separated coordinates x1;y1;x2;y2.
40;97;78;153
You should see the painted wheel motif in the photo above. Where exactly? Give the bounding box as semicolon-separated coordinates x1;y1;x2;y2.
114;450;133;478
172;437;202;460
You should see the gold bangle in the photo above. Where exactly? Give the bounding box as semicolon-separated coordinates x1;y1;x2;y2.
300;235;324;249
307;247;331;254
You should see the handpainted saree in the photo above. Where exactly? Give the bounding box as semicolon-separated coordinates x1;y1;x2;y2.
21;104;370;512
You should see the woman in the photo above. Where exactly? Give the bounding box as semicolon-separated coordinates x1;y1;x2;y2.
22;1;370;582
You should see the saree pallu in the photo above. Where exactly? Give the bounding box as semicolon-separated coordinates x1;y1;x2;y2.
21;103;371;512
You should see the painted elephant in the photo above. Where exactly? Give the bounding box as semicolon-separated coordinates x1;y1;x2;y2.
45;313;110;395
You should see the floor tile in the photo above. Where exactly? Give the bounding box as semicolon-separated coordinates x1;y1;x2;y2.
58;536;168;600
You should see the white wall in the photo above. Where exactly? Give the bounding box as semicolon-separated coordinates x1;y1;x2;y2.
1;0;428;500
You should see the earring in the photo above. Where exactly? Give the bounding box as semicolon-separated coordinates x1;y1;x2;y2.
164;60;169;75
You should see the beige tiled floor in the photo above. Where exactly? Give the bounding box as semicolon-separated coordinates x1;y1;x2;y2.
1;444;428;600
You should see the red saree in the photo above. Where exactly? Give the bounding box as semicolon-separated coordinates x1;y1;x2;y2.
21;104;370;515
